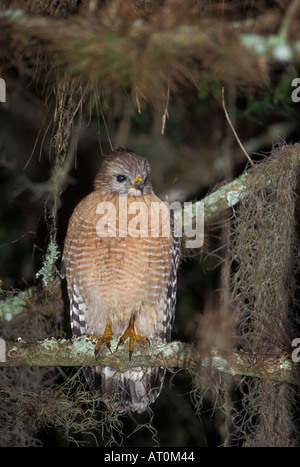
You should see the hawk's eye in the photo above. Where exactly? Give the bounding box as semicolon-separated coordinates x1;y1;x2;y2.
116;175;127;183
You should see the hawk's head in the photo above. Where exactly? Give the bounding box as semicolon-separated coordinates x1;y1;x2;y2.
94;148;153;197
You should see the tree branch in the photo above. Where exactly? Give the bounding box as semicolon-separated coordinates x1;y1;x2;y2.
201;171;249;220
0;337;298;386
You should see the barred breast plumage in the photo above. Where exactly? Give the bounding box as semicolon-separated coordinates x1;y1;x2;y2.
62;148;180;413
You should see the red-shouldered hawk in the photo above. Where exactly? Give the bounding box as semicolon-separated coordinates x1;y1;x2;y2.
62;148;180;413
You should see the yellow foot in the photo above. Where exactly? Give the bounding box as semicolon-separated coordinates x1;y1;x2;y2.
90;319;113;357
117;314;149;360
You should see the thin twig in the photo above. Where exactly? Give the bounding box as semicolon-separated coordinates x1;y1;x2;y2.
135;87;142;115
222;87;254;166
161;76;171;135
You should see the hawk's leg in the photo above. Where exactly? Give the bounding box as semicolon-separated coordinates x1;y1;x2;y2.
90;319;113;357
117;314;149;360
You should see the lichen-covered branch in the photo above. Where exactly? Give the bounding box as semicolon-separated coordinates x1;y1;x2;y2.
200;171;249;220
0;337;298;386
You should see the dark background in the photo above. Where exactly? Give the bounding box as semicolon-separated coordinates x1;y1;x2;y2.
1;0;300;446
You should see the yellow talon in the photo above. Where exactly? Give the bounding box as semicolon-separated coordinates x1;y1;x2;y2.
90;319;113;356
117;314;149;360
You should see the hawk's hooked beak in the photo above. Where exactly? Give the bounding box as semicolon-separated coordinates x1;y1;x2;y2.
130;176;144;193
